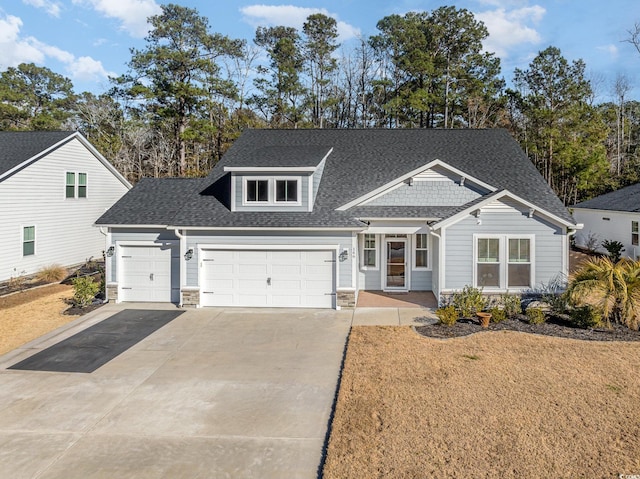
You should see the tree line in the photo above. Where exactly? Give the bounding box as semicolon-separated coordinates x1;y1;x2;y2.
1;3;639;206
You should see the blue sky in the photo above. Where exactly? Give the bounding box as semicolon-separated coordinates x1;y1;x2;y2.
1;0;639;101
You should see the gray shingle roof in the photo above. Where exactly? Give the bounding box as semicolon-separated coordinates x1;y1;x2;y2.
224;145;332;168
97;128;575;228
573;183;640;212
0;131;74;179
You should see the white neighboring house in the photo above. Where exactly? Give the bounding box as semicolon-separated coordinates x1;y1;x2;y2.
572;183;640;259
0;131;131;282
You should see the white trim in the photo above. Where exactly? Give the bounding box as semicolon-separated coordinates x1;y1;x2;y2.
412;233;430;271
21;224;36;257
230;172;237;211
64;171;75;199
241;176;302;206
382;236;409;291
242;176;270;205
431;190;577;230
360;233;379;270
169;226;365;232
307;175;313;211
336;159;496;211
351;232;358;289
224;166;317;172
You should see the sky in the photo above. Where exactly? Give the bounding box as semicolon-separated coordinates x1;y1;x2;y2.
1;0;639;102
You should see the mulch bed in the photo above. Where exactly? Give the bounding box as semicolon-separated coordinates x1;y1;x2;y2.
415;316;640;342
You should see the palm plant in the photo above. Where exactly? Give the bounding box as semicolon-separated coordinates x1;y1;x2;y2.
566;257;640;330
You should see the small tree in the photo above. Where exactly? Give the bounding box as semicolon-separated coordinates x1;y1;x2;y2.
601;239;625;263
72;277;100;308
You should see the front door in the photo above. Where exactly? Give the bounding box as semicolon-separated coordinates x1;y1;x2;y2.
384;238;407;290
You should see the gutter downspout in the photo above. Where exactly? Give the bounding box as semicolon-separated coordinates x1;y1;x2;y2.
429;228;442;306
566;225;582;279
174;229;186;307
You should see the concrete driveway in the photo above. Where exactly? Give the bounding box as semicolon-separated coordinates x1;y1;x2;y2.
0;304;353;479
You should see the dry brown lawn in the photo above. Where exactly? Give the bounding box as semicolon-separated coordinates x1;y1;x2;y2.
323;326;640;479
0;284;80;355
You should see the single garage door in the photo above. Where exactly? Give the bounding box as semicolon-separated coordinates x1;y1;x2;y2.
119;245;174;302
200;249;335;308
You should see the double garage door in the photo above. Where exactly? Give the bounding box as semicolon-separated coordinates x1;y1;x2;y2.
200;249;335;308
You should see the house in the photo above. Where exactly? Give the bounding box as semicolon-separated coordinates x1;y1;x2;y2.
96;129;579;309
572;183;640;259
0;131;131;283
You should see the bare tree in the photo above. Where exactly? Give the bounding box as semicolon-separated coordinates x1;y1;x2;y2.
625;22;640;54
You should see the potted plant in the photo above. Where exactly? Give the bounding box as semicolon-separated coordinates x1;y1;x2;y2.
477;311;492;328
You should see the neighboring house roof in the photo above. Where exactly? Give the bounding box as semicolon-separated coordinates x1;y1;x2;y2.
0;130;131;188
97;128;575;229
573;183;640;213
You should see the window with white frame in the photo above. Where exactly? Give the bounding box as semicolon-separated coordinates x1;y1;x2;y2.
78;173;87;198
23;226;35;256
65;172;75;198
633;221;639;246
246;179;269;202
475;235;533;289
275;179;298;202
414;233;429;269
244;177;300;205
363;234;377;268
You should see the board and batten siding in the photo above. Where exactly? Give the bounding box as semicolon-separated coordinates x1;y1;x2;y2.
443;199;564;291
186;231;353;289
0;138;129;282
573;208;640;259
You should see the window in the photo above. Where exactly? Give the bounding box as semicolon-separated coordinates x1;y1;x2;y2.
246;179;269;202
414;234;429;269
23;226;35;256
65;172;75;198
276;179;298;202
477;238;500;287
363;234;377;268
633;221;639;246
508;238;531;287
475;236;533;289
78;173;87;198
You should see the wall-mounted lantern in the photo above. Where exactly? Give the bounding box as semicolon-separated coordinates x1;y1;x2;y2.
184;248;194;261
106;246;115;257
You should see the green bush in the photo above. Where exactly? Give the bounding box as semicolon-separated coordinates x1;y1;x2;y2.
570;305;602;329
71;276;99;308
500;293;522;317
436;305;459;327
452;286;487;318
489;307;507;323
601;239;625;263
526;307;546;325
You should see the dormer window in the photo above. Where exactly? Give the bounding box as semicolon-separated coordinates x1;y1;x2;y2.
276;179;298;202
242;177;301;206
246;179;269;202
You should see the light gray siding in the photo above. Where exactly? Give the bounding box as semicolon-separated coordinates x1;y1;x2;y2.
411;270;432;290
0;138;129;282
366;179;483;207
444;204;564;291
312;157;326;206
358;268;382;290
233;174;311;212
431;233;440;298
186;231;353;289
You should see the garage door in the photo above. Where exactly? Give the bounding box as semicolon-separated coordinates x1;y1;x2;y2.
119;245;174;302
200;249;335;308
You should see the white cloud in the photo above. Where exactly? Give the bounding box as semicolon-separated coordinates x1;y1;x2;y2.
597;44;619;58
0;13;114;84
240;4;360;41
476;6;545;57
71;0;161;38
22;0;62;17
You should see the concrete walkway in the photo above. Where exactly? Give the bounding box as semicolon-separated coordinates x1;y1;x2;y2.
0;303;435;479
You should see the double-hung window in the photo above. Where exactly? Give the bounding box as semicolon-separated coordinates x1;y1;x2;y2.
476;236;532;289
633;221;639;246
78;173;87;198
363;234;377;268
66;172;75;198
23;226;35;256
66;172;87;198
414;233;429;269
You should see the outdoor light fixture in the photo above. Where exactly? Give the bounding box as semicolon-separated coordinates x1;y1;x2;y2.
184;248;194;261
106;246;115;257
339;249;349;262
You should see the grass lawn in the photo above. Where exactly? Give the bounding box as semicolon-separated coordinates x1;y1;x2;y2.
323;326;640;478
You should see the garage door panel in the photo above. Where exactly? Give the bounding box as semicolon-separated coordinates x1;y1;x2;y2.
200;249;335;308
119;245;174;303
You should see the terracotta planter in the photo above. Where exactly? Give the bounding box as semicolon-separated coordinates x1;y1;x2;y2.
477;312;492;328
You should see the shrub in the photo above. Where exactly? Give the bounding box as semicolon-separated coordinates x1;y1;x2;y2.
71;276;99;308
436;305;459;327
526;307;546;325
601;239;625;263
570;305;602;329
452;286;487;318
489;307;507;323
537;275;570;315
500;293;522;317
36;264;67;283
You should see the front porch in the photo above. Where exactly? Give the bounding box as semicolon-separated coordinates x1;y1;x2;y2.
356;290;437;308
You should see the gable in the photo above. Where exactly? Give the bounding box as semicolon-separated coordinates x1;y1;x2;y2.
361;165;488;208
